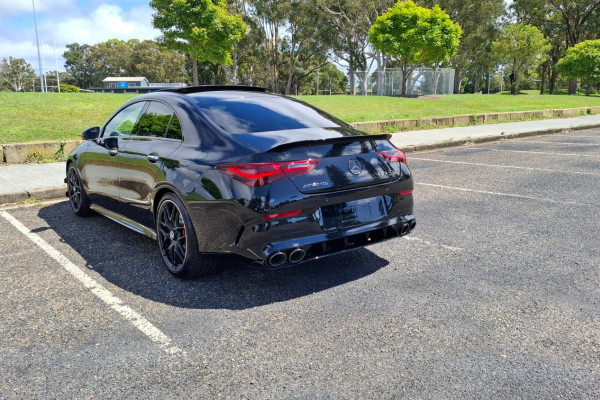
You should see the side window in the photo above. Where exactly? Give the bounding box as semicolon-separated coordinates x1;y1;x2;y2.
103;102;146;137
134;102;174;138
166;114;183;140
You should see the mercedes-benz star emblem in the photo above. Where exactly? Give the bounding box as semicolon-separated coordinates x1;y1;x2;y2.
348;159;362;175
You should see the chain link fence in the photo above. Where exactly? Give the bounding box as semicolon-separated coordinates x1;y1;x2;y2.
355;67;455;96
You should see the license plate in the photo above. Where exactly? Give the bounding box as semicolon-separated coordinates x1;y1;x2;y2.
320;196;388;230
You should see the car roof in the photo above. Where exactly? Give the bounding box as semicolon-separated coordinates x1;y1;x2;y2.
160;85;267;96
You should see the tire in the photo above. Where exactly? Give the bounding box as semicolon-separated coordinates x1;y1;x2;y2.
155;193;219;278
66;164;92;216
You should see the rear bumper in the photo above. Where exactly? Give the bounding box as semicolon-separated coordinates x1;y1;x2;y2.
244;214;416;267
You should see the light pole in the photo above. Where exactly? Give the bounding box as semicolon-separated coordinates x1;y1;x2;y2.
32;0;45;92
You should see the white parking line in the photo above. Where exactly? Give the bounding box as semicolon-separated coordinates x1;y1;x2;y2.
518;140;600;146
416;182;590;206
1;211;183;356
402;236;463;252
410;157;600;176
544;134;600;139
484;149;600;158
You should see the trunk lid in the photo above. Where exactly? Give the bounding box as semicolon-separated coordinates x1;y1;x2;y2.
238;128;401;194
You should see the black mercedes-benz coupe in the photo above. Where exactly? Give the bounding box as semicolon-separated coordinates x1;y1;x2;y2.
66;86;415;277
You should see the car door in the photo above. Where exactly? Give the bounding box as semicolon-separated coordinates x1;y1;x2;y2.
115;101;184;228
79;101;146;211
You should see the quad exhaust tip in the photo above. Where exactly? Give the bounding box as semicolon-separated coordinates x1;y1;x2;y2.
267;251;287;267
288;248;306;263
400;223;410;236
267;247;307;267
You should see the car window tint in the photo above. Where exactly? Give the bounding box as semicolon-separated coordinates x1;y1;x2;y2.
197;96;341;134
134;101;174;138
166;114;183;140
103;102;146;137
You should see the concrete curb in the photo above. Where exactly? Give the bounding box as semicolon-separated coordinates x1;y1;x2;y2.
350;106;600;134
1;140;83;164
0;185;66;206
401;123;600;154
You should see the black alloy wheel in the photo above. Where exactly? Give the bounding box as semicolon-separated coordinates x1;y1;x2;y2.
156;193;215;277
67;165;91;216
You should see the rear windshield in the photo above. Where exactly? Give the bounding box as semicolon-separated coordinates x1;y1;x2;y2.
194;95;342;134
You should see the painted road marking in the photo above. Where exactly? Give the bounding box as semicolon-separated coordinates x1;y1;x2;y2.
410;157;600;176
402;236;464;252
1;211;183;356
518;140;600;146
416;183;590;206
482;149;600;158
542;134;600;139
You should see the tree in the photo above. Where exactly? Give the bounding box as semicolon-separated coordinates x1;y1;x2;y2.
63;43;96;89
318;0;395;95
64;40;189;87
492;24;551;95
418;0;506;94
557;39;600;95
151;0;246;86
369;1;462;95
280;0;336;95
88;39;133;80
0;57;37;92
128;40;189;83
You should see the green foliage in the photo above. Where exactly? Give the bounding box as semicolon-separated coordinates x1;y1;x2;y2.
369;1;462;66
0;57;37;92
56;84;80;93
63;43;95;88
369;1;462;94
63;40;189;88
492;24;551;95
150;0;246;85
557;40;600;95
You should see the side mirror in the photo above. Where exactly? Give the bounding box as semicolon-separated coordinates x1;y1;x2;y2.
82;126;100;140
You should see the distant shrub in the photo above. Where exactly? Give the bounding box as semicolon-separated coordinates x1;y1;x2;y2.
55;84;80;93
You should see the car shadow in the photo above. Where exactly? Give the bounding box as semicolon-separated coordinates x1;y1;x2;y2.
38;201;389;310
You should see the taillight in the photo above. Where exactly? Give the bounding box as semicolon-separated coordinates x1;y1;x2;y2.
262;210;303;220
217;159;320;187
378;149;407;164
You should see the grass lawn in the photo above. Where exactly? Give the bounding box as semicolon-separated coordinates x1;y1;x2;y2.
1;90;600;144
0;92;137;144
298;91;600;122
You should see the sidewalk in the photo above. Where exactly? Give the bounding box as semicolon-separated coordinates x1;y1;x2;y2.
2;114;600;205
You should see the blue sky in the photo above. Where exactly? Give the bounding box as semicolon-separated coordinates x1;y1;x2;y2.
0;0;160;73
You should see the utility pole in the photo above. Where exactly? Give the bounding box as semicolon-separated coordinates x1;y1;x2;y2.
54;39;60;92
32;0;45;92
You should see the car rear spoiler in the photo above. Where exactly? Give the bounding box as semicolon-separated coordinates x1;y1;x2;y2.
267;133;393;153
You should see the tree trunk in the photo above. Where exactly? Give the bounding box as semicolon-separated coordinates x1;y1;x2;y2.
231;51;238;85
400;63;410;96
348;62;356;95
375;51;386;96
473;69;481;94
549;67;557;94
540;64;546;95
568;77;577;95
192;57;199;86
511;73;519;95
358;71;368;96
453;70;462;94
285;52;295;95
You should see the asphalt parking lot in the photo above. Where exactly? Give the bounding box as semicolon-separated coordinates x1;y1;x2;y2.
1;129;599;399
